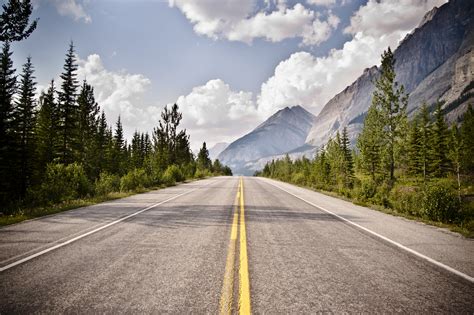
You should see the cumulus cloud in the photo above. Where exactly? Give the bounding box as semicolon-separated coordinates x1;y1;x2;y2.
344;0;447;37
175;79;260;148
307;0;336;6
76;54;151;130
257;0;447;116
49;0;91;23
169;0;339;46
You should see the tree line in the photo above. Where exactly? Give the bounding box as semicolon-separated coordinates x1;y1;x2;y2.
0;0;231;214
257;48;474;229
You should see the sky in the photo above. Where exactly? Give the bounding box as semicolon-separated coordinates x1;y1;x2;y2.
10;0;446;151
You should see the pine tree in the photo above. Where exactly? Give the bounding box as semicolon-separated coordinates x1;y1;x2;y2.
429;102;449;177
130;130;143;169
341;127;354;187
111;115;126;174
77;80;100;177
448;125;462;202
372;47;408;181
36;80;59;177
406;115;422;176
357;105;384;181
0;41;16;203
197;142;212;171
96;111;108;173
460;104;474;174
418;103;432;181
14;56;36;195
58;42;79;164
0;0;38;42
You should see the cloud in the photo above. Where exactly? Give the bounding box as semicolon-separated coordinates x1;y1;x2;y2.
257;0;447;116
49;0;91;23
175;79;260;148
76;54;151;130
169;0;339;46
344;0;447;37
307;0;336;6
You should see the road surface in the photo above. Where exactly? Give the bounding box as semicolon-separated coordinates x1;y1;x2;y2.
1;176;473;313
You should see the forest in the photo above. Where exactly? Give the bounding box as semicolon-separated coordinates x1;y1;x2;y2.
256;48;474;236
0;0;231;223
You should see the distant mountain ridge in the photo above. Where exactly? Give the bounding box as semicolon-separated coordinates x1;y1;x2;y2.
208;142;229;160
306;0;474;147
217;105;315;175
220;0;473;175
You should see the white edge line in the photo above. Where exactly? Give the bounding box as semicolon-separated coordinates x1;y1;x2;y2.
261;178;474;284
0;183;207;273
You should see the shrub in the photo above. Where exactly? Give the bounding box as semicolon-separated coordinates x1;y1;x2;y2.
95;172;120;196
291;172;306;186
120;168;150;192
422;179;460;222
35;163;92;204
373;181;391;208
354;178;377;202
162;165;185;185
194;168;210;180
389;185;421;215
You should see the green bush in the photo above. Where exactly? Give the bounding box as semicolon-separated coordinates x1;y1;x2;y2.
373;181;391;208
95;172;120;196
162;165;185;185
194;168;210;180
120;168;150;192
291;172;306;186
354;178;377;202
389;185;421;215
422;179;460;222
35;163;92;203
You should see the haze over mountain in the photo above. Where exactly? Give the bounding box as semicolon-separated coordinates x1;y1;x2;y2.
218;106;315;175
209;142;229;160
219;0;473;175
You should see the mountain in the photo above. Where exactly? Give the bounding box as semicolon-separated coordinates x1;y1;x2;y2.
306;0;474;148
208;142;229;160
218;105;315;175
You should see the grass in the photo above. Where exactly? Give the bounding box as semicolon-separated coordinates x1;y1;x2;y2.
273;178;474;238
0;177;208;227
0;191;138;227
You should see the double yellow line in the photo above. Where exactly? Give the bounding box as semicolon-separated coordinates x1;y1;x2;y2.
220;177;251;314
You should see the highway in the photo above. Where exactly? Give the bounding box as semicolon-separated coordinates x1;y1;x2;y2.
1;176;473;313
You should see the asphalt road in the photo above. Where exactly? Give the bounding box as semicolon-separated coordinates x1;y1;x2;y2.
1;176;473;313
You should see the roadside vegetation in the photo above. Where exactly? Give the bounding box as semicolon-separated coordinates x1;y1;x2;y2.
0;1;231;226
256;48;474;237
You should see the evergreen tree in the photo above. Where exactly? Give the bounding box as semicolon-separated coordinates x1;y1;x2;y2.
357;105;383;181
418;103;432;181
36;80;59;177
96;111;109;173
448;125;462;202
341;127;354;187
130;130;143;169
429;102;449;177
14;56;36;195
196;142;212;171
0;0;37;42
152;104;192;171
0;41;16;203
77;80;100;177
58;42;79;164
372;47;408;181
460;104;474;174
111;115;126;174
406;114;422;176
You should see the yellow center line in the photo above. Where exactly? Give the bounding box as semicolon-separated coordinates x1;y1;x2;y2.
219;177;252;315
239;177;251;314
219;180;240;314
